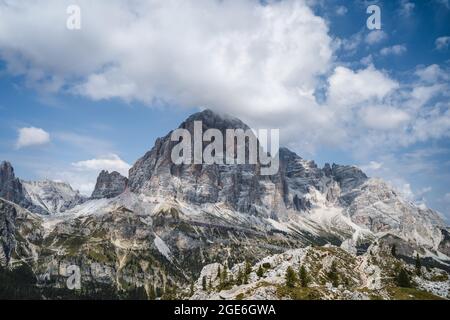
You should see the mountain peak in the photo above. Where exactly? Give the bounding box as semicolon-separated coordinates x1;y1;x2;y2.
180;109;249;131
0;161;14;177
0;160;25;204
91;170;128;199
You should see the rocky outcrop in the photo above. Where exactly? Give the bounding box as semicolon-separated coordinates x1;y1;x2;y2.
192;244;449;300
91;170;128;199
0;161;47;214
0;161;26;205
0;198;43;266
0;199;16;266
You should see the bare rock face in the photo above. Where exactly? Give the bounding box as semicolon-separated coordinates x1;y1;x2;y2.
91;170;128;199
128;109;327;217
0;198;43;266
22;180;86;214
0;199;16;266
0;161;26;205
127;110;446;248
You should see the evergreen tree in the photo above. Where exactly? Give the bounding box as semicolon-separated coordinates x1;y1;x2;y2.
202;276;207;291
217;265;221;280
299;265;309;288
415;254;422;276
243;272;249;285
285;266;297;288
236;267;243;285
244;260;252;275
391;244;397;257
397;268;412;288
221;265;228;285
256;265;264;278
190;280;195;296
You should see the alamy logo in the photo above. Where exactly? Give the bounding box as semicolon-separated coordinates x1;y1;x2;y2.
170;121;279;175
366;5;381;30
66;265;81;290
66;5;81;30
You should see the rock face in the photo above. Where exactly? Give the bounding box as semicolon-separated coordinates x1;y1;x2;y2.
22;180;86;214
91;170;128;199
0;198;43;266
0;161;26;205
127;109;445;247
0;199;16;266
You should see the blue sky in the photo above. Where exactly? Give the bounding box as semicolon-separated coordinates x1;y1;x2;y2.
0;0;449;219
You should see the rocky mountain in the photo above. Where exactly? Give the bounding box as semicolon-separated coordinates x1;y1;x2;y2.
91;170;128;199
0;110;449;300
0;161;28;206
22;180;86;215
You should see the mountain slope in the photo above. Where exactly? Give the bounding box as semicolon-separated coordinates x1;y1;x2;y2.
0;109;449;300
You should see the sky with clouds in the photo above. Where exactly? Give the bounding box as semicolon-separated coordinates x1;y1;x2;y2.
0;0;449;219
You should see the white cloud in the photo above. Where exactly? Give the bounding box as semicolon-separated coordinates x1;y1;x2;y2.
1;0;449;159
435;36;450;50
16;127;50;149
365;30;387;45
415;64;448;83
72;154;130;177
360;106;410;130
327;66;399;106
380;44;407;56
336;6;348;16
0;0;332;120
55;132;115;156
360;161;383;171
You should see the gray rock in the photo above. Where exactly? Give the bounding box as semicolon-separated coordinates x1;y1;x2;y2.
91;170;128;199
0;161;26;204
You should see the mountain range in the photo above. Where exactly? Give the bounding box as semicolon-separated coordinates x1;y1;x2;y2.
0;109;449;300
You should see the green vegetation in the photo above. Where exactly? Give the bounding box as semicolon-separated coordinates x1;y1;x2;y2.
236;267;244;285
387;287;443;300
415;254;422;276
256;265;264;278
235;293;245;300
397;268;412;288
285;266;297;288
298;265;309;288
202;276;207;290
391;244;397;257
327;261;339;287
0;264;41;299
244;259;252;284
276;285;321;300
